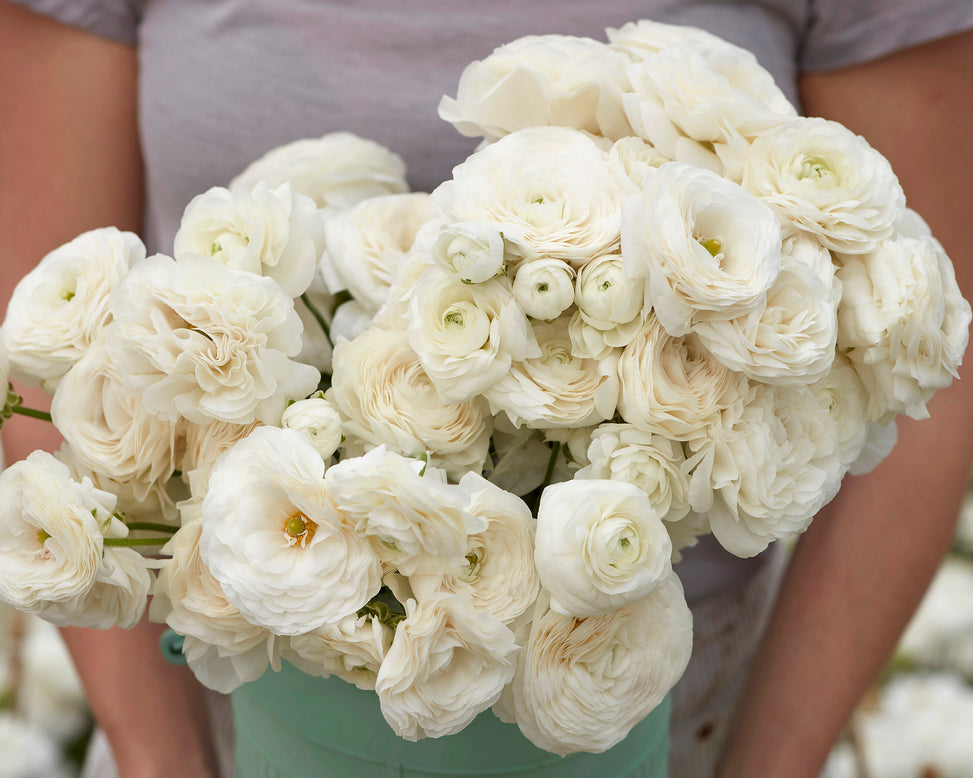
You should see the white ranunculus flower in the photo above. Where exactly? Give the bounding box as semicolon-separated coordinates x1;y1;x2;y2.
287;610;394;691
807;354;871;469
3;228;144;390
619;34;795;157
693;256;838;385
513;578;692;755
51;337;180;503
329;327;491;476
535;479;672;617
439;34;634;142
484;317;619;430
324;446;485;576
577;423;694;548
281;395;343;461
375;592;518;740
329;299;374;344
181;419;261;497
433;127;625;266
199;426;382;635
688;382;844;557
622;162;782;335
408;267;539;404
150;512;278;693
836;234;971;421
410;473;539;625
77;540;152;630
320;193;440;314
848;419;898;477
607;136;671;196
229;132;409;210
433;220;506;283
607;19;737;58
173;182;324;298
781;228;838;289
742;117;905;254
617;314;749;441
511;258;576;321
0;452;114;622
107;254;319;426
571;252;645;357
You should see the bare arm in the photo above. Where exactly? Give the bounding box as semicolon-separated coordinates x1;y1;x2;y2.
719;28;973;778
0;4;218;776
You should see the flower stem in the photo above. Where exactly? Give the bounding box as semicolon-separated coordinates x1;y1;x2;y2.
124;522;179;535
104;537;169;547
11;406;53;422
529;441;562;515
300;293;332;347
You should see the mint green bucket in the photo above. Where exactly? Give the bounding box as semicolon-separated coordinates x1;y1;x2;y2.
232;662;670;777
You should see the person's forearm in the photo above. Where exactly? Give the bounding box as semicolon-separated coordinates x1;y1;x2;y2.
719;28;973;777
62;617;220;778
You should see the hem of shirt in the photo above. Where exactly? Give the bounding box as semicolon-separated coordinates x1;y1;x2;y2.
800;0;973;72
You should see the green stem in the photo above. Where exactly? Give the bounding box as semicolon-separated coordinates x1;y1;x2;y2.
530;441;562;515
104;537;168;547
124;522;179;535
300;293;332;347
10;406;52;423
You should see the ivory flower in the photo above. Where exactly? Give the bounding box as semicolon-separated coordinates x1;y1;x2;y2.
174;182;325;297
433;220;506;284
535;479;672;616
439;34;633;141
230;132;408;210
324;446;486;575
3;228;144;390
287;611;394;691
329;327;491;475
375;592;518;740
319;193;440;314
199;426;382;635
621;161;782;335
107;254;319;426
432;127;624;265
742;117;905;254
511;258;576;321
513;579;692;754
281;395;344;461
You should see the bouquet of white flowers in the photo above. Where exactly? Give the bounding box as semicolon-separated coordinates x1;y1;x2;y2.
0;20;968;756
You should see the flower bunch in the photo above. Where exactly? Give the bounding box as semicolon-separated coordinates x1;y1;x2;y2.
1;19;968;756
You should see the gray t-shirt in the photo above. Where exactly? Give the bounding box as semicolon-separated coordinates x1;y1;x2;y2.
13;0;973;601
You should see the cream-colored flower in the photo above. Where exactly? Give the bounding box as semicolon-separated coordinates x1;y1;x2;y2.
439;34;633;142
535;479;672;616
807;354;871;469
577;423;694;547
150;512;278;693
512;578;692;754
688;382;844;557
199;426;382;635
571;252;645;357
485;317;618;430
432;127;624;266
607;136;671;196
607;19;736;58
407;267;539;404
511;258;576;321
375;592;518;740
617;314;749;441
229;132;409;210
107;254;319;425
181;419;261;497
329;327;491;476
281;395;343;461
174;182;324;298
410;472;538;625
693;256;838;385
836;234;971;421
433;220;507;284
742;117;905;254
324;446;485;576
287;611;394;691
320;193;440;314
3;228;144;390
0;452;114;623
77;540;152;631
51;337;180;503
621;162;782;335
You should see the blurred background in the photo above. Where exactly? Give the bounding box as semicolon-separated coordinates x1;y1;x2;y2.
3;483;973;778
